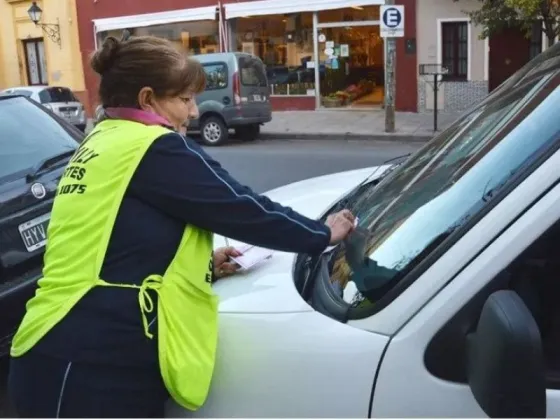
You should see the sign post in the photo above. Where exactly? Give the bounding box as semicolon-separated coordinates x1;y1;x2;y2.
380;4;404;134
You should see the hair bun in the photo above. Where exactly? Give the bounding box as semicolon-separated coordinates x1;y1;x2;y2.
90;36;120;76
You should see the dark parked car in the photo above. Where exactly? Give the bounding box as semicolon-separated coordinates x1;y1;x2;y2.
0;95;83;357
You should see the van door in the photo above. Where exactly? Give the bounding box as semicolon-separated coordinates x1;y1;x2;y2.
371;179;560;418
237;55;271;118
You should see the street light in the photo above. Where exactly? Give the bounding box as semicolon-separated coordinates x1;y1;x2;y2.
27;1;61;47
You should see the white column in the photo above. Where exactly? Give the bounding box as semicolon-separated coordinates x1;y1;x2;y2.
313;11;321;109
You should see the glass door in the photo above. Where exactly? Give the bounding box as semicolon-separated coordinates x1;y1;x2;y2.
313;5;384;109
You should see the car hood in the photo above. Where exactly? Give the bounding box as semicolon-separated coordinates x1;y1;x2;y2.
213;165;390;314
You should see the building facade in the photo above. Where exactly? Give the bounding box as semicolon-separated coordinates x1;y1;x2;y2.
416;0;488;114
0;0;86;108
416;0;552;114
75;0;418;115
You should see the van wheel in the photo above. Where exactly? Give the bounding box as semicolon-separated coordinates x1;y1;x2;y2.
201;116;228;146
235;124;260;141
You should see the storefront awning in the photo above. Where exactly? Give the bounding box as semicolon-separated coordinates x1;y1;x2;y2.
224;0;385;19
93;6;218;33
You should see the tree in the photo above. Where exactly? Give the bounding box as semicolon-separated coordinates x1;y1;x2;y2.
454;0;560;45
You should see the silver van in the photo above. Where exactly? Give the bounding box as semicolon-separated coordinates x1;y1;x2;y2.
189;52;272;146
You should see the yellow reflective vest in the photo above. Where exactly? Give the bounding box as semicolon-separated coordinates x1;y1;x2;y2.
11;119;219;410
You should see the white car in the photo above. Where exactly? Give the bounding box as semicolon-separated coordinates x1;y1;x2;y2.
168;45;560;418
0;85;87;131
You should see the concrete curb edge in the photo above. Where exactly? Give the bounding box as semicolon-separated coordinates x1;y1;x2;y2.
258;132;433;142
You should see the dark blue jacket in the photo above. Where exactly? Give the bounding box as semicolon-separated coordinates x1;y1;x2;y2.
33;133;330;366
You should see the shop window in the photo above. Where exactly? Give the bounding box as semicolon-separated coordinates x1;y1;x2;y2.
318;26;385;108
441;21;469;81
23;38;48;86
232;13;315;96
96;20;219;55
203;63;228;90
318;5;380;23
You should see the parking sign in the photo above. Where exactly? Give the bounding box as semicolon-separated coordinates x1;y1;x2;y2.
380;5;405;38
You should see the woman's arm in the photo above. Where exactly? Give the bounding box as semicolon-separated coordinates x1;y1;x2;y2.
128;133;331;255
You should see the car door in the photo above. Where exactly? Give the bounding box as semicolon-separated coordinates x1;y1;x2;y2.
371;173;560;417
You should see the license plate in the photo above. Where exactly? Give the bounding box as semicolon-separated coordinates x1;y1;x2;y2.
63;111;72;118
253;94;262;102
18;213;50;252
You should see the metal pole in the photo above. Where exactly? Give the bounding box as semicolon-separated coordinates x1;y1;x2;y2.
384;0;396;133
313;12;321;109
433;74;438;132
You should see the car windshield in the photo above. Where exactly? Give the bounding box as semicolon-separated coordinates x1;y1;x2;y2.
0;97;79;181
39;87;78;103
315;48;560;318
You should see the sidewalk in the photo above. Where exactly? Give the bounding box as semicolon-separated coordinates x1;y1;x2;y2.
261;109;462;142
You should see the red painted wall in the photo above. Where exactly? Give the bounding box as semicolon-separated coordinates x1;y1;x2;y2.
395;0;417;112
489;27;531;92
270;96;315;111
76;0;417;115
76;0;221;115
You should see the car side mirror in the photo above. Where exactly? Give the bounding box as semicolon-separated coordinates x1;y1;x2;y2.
467;290;546;418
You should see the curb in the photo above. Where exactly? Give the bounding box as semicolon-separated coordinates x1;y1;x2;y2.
259;132;434;142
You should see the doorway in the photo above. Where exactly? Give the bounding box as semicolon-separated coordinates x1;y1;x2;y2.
22;38;48;85
313;6;384;109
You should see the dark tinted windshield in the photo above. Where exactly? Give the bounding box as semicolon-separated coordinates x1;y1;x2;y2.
239;56;268;87
39;87;78;103
319;57;560;317
0;97;79;181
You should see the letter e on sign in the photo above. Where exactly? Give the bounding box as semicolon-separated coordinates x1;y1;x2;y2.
380;5;405;38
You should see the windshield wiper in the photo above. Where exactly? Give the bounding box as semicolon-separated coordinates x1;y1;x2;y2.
26;149;75;183
336;153;413;210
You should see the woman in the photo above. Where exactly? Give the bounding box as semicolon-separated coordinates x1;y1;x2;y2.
8;34;356;418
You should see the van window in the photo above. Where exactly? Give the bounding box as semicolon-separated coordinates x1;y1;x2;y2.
39;87;78;104
203;63;228;90
238;56;267;87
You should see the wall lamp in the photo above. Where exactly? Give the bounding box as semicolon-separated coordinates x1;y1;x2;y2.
27;1;61;47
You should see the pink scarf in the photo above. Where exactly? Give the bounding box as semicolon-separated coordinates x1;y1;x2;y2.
104;107;173;128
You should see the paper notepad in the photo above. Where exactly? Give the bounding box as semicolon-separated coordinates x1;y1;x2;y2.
231;244;273;270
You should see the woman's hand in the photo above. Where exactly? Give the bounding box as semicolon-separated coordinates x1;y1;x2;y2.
326;209;356;245
213;246;243;279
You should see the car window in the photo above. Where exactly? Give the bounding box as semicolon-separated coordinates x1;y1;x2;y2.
203;63;228;90
238;56;267;87
318;68;560;318
38;87;78;103
0;97;78;181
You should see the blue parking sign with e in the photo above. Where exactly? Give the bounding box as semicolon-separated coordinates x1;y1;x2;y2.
380;5;405;37
383;7;402;28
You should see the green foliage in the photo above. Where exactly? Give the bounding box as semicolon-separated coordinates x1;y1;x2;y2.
454;0;560;43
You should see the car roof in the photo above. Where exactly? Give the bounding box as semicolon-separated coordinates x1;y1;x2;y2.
2;85;46;92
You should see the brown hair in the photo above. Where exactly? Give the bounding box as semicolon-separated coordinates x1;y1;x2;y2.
90;35;206;108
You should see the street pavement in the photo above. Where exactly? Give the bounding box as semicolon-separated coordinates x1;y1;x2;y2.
207;138;421;192
0;138;422;416
261;110;462;141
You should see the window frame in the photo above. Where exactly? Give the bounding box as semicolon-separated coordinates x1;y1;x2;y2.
201;61;229;91
238;55;268;88
438;19;470;82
